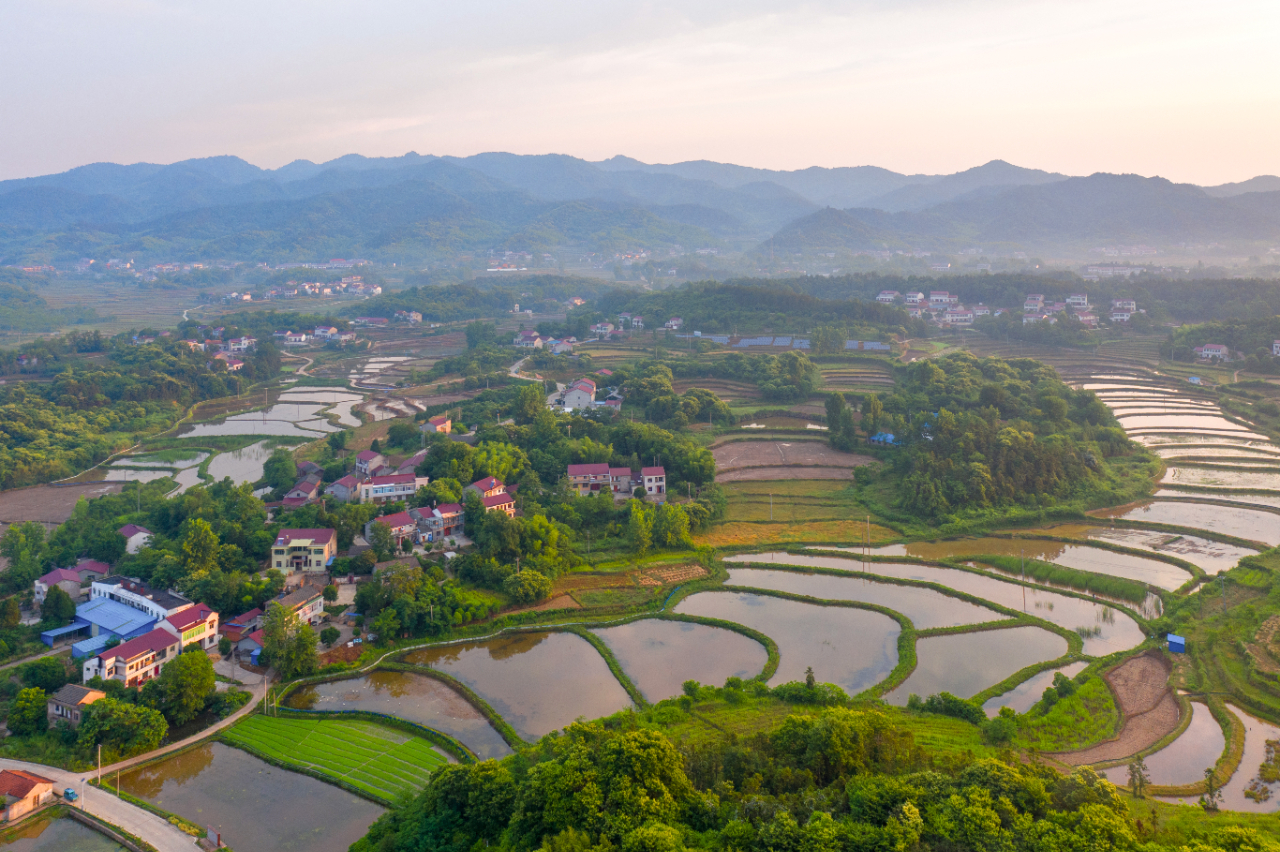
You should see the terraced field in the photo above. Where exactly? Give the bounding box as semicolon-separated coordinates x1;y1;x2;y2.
222;715;447;803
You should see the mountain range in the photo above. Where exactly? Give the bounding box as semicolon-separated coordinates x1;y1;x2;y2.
0;152;1277;264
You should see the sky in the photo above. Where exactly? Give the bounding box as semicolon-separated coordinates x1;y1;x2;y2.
3;0;1278;184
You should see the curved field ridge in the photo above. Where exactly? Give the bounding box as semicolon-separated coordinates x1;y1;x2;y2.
1051;652;1180;766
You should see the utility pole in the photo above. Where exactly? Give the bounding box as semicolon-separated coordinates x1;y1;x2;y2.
769;493;773;521
97;745;101;785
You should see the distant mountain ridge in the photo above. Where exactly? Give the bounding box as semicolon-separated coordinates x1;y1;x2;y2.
0;152;1277;264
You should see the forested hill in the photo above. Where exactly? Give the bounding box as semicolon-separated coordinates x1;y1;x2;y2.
0;269;99;331
3;151;1280;264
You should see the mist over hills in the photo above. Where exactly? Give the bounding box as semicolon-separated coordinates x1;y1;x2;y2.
0;151;1277;265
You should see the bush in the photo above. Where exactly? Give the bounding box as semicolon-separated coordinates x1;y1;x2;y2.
907;692;986;726
983;707;1017;744
8;687;48;736
321;626;340;647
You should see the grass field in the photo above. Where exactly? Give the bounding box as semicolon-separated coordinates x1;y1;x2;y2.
222;715;447;802
694;519;898;548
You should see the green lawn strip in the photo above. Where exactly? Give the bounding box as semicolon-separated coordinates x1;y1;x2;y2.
968;554;1151;604
558;625;648;708
1012;674;1120;752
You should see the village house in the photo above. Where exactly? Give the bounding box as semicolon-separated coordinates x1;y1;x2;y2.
225;336;256;352
275;586;324;627
1066;294;1089;309
33;569;81;605
1024;294;1045;310
482;492;516;517
314;326;339;339
47;684;105;729
270;528;337;572
1112;298;1138;312
0;770;54;822
421;415;452;434
464;476;507;499
326;474;362;503
972;304;991;317
590;322;615;336
641;466;667;500
118;523;153;554
664;317;683;330
943;308;974;326
876;290;900;304
514;330;546;348
355;450;386;475
159;602;220;651
394;310;423;323
903;292;925;305
283;474;322;507
563;377;597;411
284;331;309;346
928;291;958;307
396;449;428;475
414;503;464;542
81;627;181;686
1274;340;1280;357
1110;310;1132;323
358;473;429;505
219;608;262;644
1075;311;1099;328
1195;344;1231;361
567;463;611;495
366;511;419;547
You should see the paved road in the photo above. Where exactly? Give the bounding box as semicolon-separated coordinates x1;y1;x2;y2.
0;758;196;851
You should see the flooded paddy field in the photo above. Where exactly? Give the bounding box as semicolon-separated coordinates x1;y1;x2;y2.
591;620;768;701
734;553;1144;657
886;625;1069;706
1101;701;1225;788
1155;489;1280;510
1118;414;1256;433
0;814;124;851
404;632;632;740
204;440;283;485
117;742;384;852
722;567;1008;629
284;670;513;759
1162;466;1280;492
1160;705;1280;812
1044;524;1256;575
982;661;1089;716
1093;501;1280;547
674;591;899;694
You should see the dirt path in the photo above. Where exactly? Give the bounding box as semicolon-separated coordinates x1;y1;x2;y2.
1051;652;1181;766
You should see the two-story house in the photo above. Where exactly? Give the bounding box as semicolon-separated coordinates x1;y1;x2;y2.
359;473;429;504
274;587;324;627
326;474;362;503
355;451;386;476
421;415;451;434
82;627;180;686
270;529;337;572
464;476;507;499
117;524;153;554
365;511;419;547
563;378;597;411
641;466;666;501
567;463;611;495
482;492;516;517
47;684;105;729
159;602;220;651
414;503;464;542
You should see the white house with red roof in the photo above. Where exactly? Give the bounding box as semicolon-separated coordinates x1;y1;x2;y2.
270;528;337;572
563;377;597;411
359;473;428;505
34;569;82;604
159;602;220;651
567;463;611;495
117;523;153;554
365;511;419;546
464;476;507;499
641;466;667;500
414;503;464;541
284;331;309;346
355;450;386;475
482;492;516;517
422;414;452;434
82;627;180;686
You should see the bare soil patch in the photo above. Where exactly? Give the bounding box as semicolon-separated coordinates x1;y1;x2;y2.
713;440;875;472
0;482;124;524
718;466;857;482
1051;652;1180;766
320;644;364;665
639;564;708;586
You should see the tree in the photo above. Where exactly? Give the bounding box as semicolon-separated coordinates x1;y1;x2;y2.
218;636;232;656
78;696;168;759
513;384;546;425
652;504;691;549
156;650;216;725
181;518;220;577
320;626;340;647
327;430;349;454
387;422;419;450
1200;766;1223;812
40;585;77;626
370;607;400;645
22;657;67;693
260;602;319;680
261;449;297;491
369;522;396;562
0;597;19;631
8;688;47;736
811;325;845;355
503;569;552;604
628;501;653;556
861;393;883;436
323;584;338;603
1127;756;1150;799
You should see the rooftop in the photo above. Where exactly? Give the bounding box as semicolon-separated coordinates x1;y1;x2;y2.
117;523;151;539
96;576;192;612
38;568;81;585
378;511;416;528
166;603;216;631
49;684;106;707
0;770;53;800
567;463;610;476
98;627;178;663
276;586;322;611
641;466;666;476
482;493;515;508
274;529;337;548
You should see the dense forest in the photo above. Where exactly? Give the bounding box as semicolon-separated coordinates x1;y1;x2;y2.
1165;317;1280;372
352;275;615;323
858;353;1148;520
0;269;99;332
0;331;281;488
351;700;1260;852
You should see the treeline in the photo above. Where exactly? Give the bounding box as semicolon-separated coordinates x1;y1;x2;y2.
594;280;928;336
867;353;1140;519
351;275;613;323
0;278;99;332
1164;317;1280;373
350;700;1255;852
621;353;822;407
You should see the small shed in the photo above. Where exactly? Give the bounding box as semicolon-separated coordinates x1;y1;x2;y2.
1167;634;1186;654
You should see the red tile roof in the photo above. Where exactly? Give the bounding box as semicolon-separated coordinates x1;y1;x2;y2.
118;523;151;539
38;568;81;585
0;769;53;799
470;476;503;491
166;603;215;631
356;450;382;461
567;463;609;476
98;627;178;664
369;473;416;486
379;511;416;529
274;529;336;547
641;466;666;476
482;493;514;509
435;503;463;516
610;467;634;477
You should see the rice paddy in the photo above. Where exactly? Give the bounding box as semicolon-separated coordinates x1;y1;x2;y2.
222;715;447;803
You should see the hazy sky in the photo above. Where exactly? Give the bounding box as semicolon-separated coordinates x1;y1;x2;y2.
3;0;1277;184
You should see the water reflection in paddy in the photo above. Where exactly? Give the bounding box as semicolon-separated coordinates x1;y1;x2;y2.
982;661;1088;716
673;591;899;694
590;620;768;702
1156;489;1280;510
1094;501;1280;546
723;567;1007;628
180;418;331;438
118;742;383;852
1045;523;1256;575
284;670;512;759
1101;701;1224;788
1118;414;1254;433
205;440;279;484
886;626;1068;706
730;553;1144;657
404;632;632;739
1137;434;1277;448
1163;467;1280;492
0;814;124;851
1160;705;1280;812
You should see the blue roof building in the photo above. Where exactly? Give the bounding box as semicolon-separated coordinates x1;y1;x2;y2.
41;598;158;658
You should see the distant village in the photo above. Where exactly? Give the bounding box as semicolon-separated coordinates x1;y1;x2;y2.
875;289;1142;328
